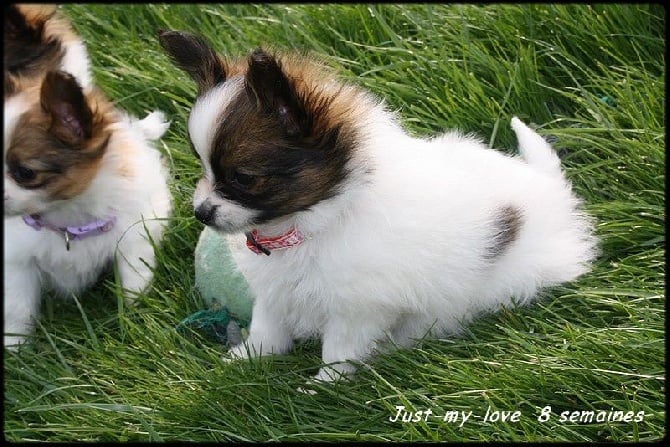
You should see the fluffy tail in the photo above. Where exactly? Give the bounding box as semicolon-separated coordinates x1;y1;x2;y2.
136;110;170;141
511;116;562;177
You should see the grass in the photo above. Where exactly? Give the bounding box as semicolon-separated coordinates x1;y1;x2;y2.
3;4;664;442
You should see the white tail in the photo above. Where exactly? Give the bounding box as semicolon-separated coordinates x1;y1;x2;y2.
511;116;562;177
136;110;170;141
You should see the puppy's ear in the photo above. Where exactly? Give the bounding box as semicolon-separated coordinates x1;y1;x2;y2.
245;49;308;138
158;29;226;94
40;70;92;146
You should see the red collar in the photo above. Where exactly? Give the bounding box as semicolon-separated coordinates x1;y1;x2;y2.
245;227;305;255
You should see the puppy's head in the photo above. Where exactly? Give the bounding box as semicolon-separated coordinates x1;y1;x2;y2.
3;70;113;216
4;4;69;97
159;30;366;234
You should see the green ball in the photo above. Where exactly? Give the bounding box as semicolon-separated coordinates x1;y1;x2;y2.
194;226;253;325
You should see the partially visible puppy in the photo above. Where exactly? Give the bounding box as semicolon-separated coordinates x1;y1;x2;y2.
159;30;598;384
4;3;91;97
3;7;172;349
3;70;172;348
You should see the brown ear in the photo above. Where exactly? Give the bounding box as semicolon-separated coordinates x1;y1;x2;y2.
40;70;92;146
158;29;226;94
245;49;308;138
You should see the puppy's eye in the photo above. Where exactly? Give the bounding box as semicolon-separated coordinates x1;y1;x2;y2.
231;171;256;189
11;166;36;183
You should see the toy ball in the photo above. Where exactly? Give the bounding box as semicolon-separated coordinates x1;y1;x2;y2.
177;226;253;346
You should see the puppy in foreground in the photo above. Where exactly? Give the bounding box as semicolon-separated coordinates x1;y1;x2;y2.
159;30;598;383
3;7;172;348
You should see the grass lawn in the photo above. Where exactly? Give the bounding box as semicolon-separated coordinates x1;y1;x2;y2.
3;4;664;442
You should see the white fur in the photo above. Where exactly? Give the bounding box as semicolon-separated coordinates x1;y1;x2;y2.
3;111;172;348
189;77;243;166
60;39;93;91
192;83;597;382
3;93;30;152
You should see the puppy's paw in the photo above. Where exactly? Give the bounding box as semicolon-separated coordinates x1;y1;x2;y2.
297;380;319;395
312;364;352;383
4;335;27;351
121;289;143;308
296;366;352;394
220;355;235;364
222;343;251;363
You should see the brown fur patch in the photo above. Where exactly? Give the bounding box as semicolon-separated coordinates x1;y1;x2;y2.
487;205;523;259
207;49;373;223
5;71;116;201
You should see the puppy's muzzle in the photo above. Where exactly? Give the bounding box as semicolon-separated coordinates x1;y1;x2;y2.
194;202;217;226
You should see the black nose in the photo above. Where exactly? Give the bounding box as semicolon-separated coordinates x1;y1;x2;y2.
194;203;216;225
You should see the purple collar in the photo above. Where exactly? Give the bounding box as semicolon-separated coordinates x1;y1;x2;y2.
22;214;117;251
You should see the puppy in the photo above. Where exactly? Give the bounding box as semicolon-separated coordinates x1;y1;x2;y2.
159;30;598;383
3;68;172;348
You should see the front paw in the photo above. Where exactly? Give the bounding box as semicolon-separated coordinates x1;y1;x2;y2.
313;363;356;383
121;289;143;308
222;337;291;364
296;364;355;394
223;343;252;363
4;334;27;351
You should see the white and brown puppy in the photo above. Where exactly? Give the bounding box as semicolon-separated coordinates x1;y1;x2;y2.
159;30;598;383
3;69;172;348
